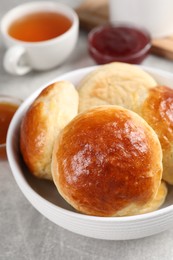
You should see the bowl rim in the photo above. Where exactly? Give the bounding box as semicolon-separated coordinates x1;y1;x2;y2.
6;64;173;223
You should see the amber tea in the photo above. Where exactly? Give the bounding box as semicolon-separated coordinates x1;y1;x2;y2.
8;11;72;42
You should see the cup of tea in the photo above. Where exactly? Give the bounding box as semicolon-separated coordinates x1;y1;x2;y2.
0;95;22;160
1;1;79;75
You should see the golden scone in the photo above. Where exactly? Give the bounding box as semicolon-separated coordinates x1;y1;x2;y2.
138;181;167;215
78;62;157;113
20;81;79;180
140;86;173;184
52;106;162;217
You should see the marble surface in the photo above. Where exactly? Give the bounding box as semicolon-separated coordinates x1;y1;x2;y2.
1;1;173;259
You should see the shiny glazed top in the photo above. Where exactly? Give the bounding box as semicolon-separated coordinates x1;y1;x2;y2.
52;106;162;217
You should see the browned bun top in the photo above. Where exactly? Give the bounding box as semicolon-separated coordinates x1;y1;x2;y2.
141;85;173;184
141;86;173;151
52;106;162;216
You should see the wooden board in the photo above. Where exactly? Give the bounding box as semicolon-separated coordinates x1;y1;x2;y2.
76;0;173;60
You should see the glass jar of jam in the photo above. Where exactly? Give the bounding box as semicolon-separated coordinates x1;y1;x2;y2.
88;24;151;64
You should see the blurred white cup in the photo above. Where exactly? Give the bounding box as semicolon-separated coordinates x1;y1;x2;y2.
109;0;173;38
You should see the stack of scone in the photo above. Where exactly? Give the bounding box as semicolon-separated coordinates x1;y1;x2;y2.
20;62;173;217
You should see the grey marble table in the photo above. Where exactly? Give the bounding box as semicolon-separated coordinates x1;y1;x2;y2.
1;1;173;259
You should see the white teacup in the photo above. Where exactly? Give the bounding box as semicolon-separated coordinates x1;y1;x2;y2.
109;0;173;38
1;1;79;75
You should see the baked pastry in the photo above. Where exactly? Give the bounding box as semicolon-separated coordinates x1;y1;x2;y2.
20;81;79;180
137;181;167;215
140;86;173;184
52;106;162;217
78;62;157;113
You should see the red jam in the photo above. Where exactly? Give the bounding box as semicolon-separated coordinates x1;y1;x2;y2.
88;24;151;64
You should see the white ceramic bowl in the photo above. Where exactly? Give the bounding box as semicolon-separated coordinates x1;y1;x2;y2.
6;66;173;240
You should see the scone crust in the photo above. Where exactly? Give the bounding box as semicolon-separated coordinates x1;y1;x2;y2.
78;62;157;113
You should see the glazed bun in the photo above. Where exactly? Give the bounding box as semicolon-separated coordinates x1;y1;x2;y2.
52;106;162;217
20;81;79;180
140;86;173;184
78;62;157;113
